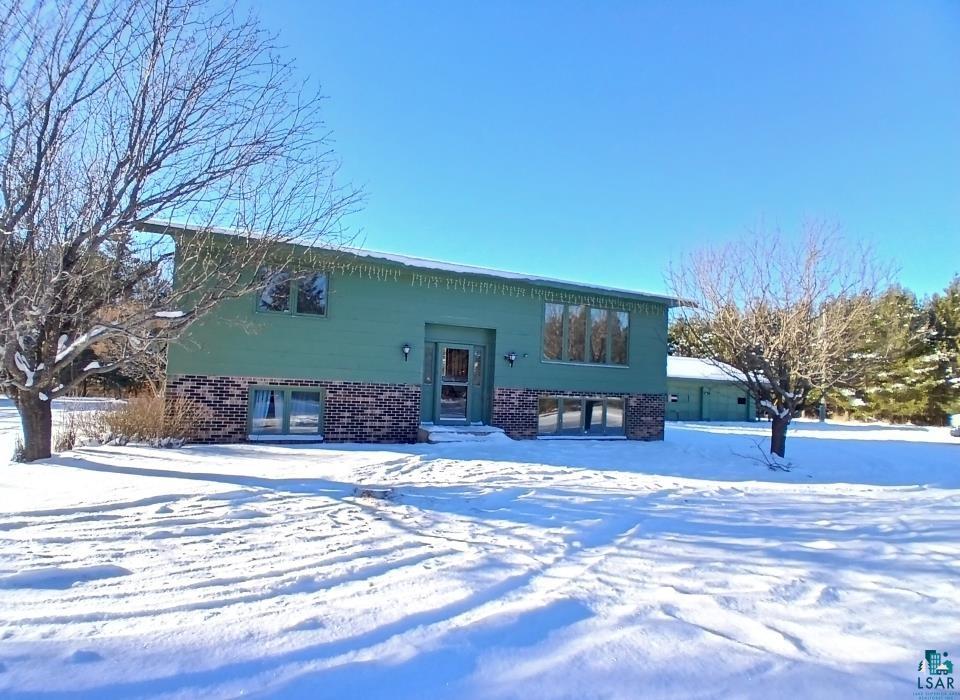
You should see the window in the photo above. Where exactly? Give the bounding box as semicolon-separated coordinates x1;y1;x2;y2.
560;398;583;434
669;394;679;403
543;303;563;361
590;308;608;363
473;349;483;387
567;305;587;362
611;311;629;364
737;396;747;405
537;396;626;437
296;273;327;315
440;385;468;420
605;398;624;433
442;348;469;382
250;389;284;433
423;342;436;385
257;269;328;317
537;398;559;434
258;269;290;313
542;303;629;365
249;387;323;437
289;391;322;433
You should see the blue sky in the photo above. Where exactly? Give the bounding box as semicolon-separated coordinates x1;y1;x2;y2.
249;1;959;297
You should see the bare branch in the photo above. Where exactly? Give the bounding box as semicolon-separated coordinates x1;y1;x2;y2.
668;220;890;457
0;0;362;460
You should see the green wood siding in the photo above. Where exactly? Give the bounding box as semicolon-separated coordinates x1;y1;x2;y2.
665;378;753;421
167;245;670;396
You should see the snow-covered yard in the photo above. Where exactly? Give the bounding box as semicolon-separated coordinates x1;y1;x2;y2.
1;401;958;699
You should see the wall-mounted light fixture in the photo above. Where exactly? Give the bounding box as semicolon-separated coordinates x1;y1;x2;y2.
402;343;411;361
504;351;518;367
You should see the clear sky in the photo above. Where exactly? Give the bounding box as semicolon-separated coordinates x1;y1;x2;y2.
247;1;959;298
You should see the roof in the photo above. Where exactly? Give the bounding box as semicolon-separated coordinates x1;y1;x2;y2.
143;220;680;307
667;356;745;383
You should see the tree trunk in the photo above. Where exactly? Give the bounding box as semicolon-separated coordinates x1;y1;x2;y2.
14;393;53;461
770;415;789;458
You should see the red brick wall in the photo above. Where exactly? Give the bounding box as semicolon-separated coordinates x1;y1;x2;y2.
625;393;666;441
491;387;665;441
167;374;420;444
167;374;664;445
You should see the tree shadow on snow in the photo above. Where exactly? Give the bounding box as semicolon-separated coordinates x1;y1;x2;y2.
42;452;356;499
1;580;592;699
7;442;955;698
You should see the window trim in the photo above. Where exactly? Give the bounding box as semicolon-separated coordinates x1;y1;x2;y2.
248;385;325;438
255;269;330;319
541;302;629;367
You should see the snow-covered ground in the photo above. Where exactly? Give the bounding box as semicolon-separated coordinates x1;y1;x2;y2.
1;400;958;699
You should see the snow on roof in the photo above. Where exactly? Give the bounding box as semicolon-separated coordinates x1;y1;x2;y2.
667;356;745;383
144;220;679;306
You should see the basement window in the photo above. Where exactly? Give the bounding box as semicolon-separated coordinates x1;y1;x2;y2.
537;396;625;437
249;386;323;439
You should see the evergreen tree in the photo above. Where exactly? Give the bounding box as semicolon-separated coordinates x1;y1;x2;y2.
927;277;960;421
668;317;713;357
854;288;931;422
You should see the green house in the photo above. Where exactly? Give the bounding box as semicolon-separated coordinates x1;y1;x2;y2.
666;356;755;422
163;226;678;443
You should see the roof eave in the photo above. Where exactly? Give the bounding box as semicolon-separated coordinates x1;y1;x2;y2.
140;220;681;307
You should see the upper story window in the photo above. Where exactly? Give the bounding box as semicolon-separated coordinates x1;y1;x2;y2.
257;268;328;317
542;302;629;366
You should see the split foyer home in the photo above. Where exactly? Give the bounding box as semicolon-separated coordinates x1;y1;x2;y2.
161;225;679;443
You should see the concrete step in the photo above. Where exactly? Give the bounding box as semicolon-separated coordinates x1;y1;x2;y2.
417;424;511;444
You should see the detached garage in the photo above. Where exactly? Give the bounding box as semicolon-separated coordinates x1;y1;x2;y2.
666;356;755;422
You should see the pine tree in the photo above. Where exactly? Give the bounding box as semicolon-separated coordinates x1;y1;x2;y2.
816;288;911;420
667;317;713;357
927;277;960;422
837;282;959;424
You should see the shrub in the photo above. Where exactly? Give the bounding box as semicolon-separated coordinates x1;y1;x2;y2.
54;412;78;452
12;437;25;462
69;394;207;448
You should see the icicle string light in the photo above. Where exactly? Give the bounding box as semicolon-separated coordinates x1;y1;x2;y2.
278;259;664;315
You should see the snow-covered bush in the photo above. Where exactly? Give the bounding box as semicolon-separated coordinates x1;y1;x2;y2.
53;414;79;452
11;437;25;463
68;395;207;449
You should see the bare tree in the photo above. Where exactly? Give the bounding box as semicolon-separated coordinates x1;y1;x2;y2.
669;222;886;457
0;0;361;460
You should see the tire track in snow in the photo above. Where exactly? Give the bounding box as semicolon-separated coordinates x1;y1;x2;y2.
8;546;457;626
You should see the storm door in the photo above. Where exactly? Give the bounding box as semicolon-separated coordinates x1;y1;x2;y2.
437;344;471;424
